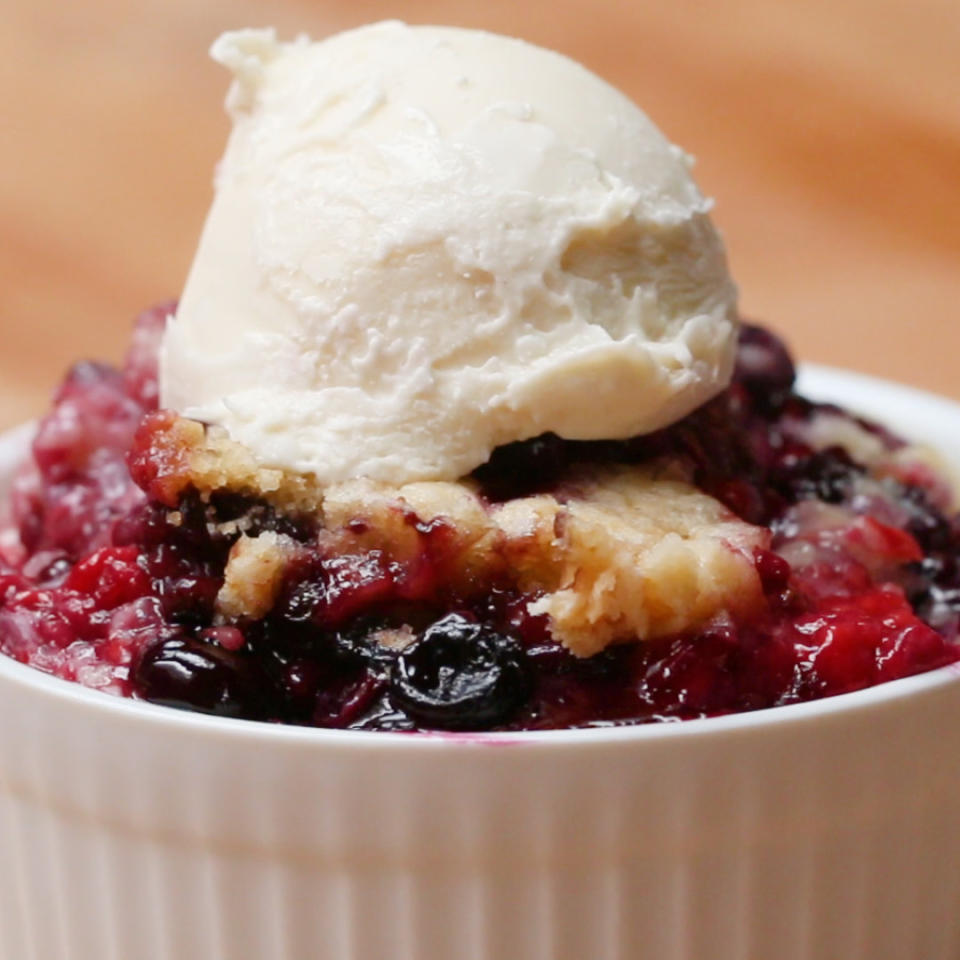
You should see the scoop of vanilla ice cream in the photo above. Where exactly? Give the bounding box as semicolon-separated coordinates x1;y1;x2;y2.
161;22;738;485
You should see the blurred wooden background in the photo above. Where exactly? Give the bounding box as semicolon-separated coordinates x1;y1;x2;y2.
1;0;958;429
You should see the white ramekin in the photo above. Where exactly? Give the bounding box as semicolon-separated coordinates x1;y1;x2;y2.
1;367;959;960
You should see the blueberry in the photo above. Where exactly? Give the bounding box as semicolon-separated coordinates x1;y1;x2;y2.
132;634;266;719
349;697;418;732
898;484;955;552
473;433;569;501
734;323;796;400
390;613;530;730
167;608;210;630
782;447;862;504
282;579;326;624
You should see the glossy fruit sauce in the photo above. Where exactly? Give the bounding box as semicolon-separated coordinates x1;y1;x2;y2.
0;310;958;730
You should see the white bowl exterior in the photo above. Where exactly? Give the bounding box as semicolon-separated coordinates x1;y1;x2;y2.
1;368;960;960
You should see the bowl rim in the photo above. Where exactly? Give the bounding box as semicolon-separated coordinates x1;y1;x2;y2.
2;363;960;751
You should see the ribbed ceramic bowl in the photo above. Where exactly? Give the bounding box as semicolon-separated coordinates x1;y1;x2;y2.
1;367;959;960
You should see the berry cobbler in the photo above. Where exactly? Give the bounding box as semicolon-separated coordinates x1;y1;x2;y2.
3;26;958;732
0;311;957;731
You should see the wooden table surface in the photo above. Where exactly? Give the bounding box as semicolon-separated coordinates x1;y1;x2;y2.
2;0;958;431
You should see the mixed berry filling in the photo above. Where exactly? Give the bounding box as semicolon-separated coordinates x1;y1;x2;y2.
1;307;958;730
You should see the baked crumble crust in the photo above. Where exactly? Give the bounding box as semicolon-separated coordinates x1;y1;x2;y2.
140;414;769;656
132;413;328;515
217;531;299;622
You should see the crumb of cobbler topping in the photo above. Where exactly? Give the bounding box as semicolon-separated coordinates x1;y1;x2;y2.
129;415;326;514
211;463;767;657
1;312;959;730
217;531;300;622
508;470;766;657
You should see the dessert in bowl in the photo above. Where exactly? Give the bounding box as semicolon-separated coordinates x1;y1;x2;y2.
2;312;958;733
0;22;958;960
